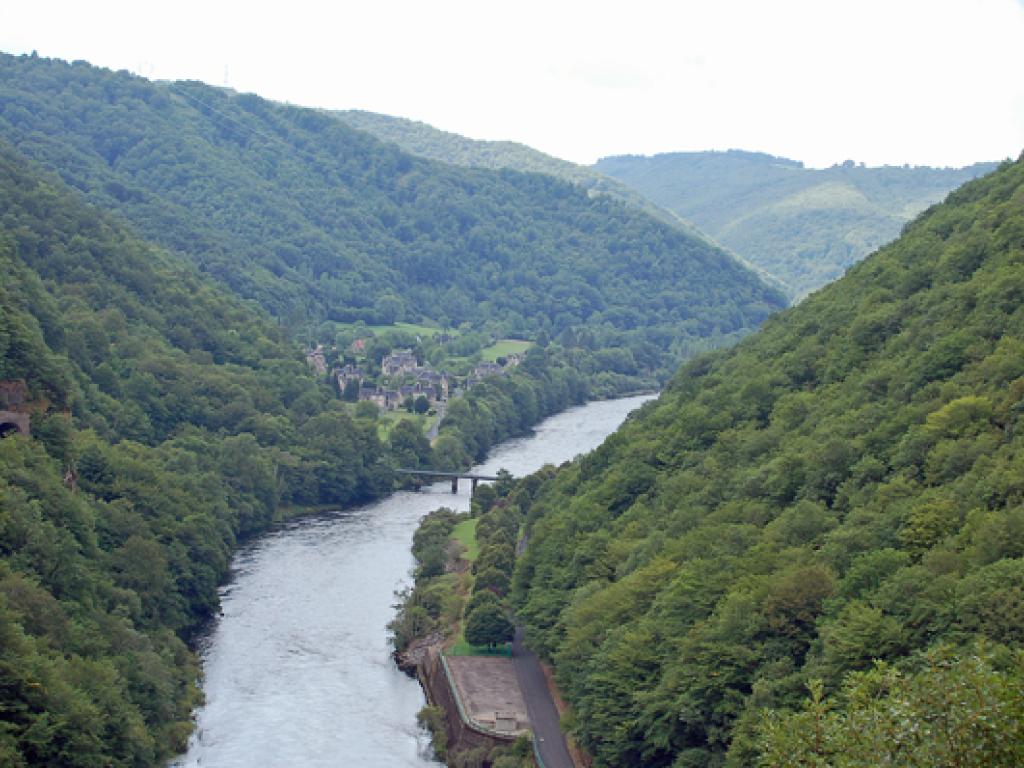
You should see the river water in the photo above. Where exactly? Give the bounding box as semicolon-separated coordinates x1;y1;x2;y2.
172;395;653;768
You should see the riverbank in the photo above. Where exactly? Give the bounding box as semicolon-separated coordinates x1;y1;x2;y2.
173;397;652;767
391;460;591;768
391;498;538;768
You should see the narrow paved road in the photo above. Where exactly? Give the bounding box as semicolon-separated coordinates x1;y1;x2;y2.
427;401;445;440
512;628;574;768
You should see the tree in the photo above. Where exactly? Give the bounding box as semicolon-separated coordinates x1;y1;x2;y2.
342;378;360;402
494;468;516;497
464;602;514;648
354;401;378;420
473;566;510;596
759;647;1024;767
414;394;430;414
389;419;432;469
465;588;502;617
474;543;515;576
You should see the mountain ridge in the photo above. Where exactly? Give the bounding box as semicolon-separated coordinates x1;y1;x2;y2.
0;52;786;385
596;148;999;299
333;108;708;238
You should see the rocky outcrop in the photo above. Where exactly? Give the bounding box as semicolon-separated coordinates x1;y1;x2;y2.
394;631;444;675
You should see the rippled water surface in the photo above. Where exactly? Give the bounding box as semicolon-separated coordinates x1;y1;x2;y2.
173;395;653;767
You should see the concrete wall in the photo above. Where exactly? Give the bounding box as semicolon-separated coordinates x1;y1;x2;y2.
419;648;515;757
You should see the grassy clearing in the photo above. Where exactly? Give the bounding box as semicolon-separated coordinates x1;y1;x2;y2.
373;410;430;441
448;633;511;657
452;517;480;562
480;339;532;362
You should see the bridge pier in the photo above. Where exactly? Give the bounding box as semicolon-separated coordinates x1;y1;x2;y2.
471;478;479;494
395;469;503;494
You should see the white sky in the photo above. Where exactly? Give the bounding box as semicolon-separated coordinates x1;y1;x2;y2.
3;0;1023;168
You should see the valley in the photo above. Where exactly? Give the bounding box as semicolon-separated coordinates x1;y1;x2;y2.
0;20;1021;768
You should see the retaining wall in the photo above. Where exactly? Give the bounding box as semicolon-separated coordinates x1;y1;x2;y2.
419;647;516;756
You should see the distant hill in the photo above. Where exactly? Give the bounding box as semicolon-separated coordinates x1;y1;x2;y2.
511;154;1024;766
334;109;708;239
596;149;998;299
0;54;786;385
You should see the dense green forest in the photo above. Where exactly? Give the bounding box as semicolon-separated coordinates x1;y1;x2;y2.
597;150;997;299
334;109;705;237
0;143;406;765
0;54;785;384
508;154;1024;766
431;346;588;469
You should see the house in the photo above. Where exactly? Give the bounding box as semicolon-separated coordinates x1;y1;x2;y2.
358;386;401;411
470;362;505;385
399;381;438;405
382;349;418;377
415;368;449;401
474;362;504;378
335;364;366;388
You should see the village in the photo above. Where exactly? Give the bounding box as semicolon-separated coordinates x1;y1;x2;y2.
305;342;526;414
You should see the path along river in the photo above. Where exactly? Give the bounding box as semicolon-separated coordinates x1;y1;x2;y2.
172;395;654;768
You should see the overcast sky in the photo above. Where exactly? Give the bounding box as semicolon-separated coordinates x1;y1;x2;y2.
3;1;1023;168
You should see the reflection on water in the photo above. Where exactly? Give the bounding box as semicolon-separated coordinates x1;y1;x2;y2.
172;396;653;768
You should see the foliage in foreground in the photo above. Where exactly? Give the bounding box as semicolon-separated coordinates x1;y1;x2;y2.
760;647;1024;767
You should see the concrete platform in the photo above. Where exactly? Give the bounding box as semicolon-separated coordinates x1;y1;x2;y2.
445;656;530;735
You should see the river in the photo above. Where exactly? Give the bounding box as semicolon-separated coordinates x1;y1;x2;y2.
172;395;654;768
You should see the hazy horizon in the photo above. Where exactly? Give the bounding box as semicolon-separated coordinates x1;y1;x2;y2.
3;0;1022;169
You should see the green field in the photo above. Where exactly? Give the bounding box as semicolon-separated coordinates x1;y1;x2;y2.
480;339;532;362
452;517;480;562
447;635;511;657
371;409;432;441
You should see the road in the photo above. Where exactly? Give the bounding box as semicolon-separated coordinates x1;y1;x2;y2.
427;401;445;440
512;628;574;768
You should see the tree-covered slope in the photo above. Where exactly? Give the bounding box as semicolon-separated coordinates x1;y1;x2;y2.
0;142;396;765
334;109;705;237
511;154;1024;766
597;149;998;300
0;54;785;382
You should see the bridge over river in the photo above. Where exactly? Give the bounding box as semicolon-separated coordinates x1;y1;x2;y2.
395;468;502;493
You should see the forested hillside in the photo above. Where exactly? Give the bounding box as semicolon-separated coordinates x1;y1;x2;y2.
0;143;397;765
0;54;785;383
511;155;1024;766
597;150;997;299
334;109;703;236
